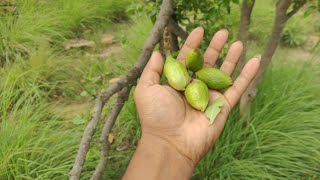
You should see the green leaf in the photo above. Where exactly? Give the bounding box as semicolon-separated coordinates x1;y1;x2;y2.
80;91;88;97
232;0;239;4
205;98;224;125
304;5;316;18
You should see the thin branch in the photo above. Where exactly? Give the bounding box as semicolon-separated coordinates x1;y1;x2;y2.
159;37;166;58
167;18;188;40
90;87;131;180
236;0;255;72
69;0;174;179
240;0;294;126
69;95;104;180
286;0;306;19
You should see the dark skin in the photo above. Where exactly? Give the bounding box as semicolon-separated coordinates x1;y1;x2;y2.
123;27;260;180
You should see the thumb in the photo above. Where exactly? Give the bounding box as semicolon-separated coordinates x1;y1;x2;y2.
139;51;164;87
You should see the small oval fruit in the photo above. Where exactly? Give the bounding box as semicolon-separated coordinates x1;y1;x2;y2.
186;49;204;72
195;68;232;89
184;80;209;111
164;56;190;91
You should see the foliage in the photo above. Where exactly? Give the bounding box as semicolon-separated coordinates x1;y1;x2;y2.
0;59;80;179
144;0;238;48
281;22;306;47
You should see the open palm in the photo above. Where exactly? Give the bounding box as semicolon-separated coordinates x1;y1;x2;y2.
134;27;260;166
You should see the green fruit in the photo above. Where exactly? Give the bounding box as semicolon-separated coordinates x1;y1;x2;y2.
184;80;209;111
186;49;204;72
164;56;190;91
195;68;232;89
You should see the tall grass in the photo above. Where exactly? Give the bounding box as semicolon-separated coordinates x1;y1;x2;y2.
0;102;78;179
0;59;80;179
0;0;129;64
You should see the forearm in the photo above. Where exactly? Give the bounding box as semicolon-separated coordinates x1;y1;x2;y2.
123;134;194;180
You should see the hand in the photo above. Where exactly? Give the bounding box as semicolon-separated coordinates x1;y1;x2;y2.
126;27;260;178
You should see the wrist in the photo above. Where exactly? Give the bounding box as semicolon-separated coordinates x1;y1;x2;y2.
123;133;194;180
140;133;195;171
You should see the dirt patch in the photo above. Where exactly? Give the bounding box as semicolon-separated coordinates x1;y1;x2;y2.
101;34;114;46
99;45;122;58
52;101;93;120
282;48;320;64
64;39;95;50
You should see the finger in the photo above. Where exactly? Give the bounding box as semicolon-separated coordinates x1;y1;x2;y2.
224;56;261;108
205;92;231;144
139;51;164;87
203;29;228;67
220;41;243;76
177;27;204;65
208;90;222;104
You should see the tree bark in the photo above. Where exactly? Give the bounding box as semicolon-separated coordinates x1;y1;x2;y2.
165;14;180;53
240;0;306;126
164;27;179;52
169;30;179;52
236;0;255;72
167;18;188;40
159;37;166;58
90;87;131;180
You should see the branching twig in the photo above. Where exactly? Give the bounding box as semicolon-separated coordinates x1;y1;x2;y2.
69;0;174;179
167;18;188;40
286;0;306;19
236;0;255;72
240;0;306;126
90;87;131;180
69;95;105;180
159;37;166;58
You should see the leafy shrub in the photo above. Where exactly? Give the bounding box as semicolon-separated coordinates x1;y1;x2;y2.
143;0;238;49
281;23;306;47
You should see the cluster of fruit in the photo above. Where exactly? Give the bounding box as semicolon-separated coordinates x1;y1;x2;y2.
163;49;233;123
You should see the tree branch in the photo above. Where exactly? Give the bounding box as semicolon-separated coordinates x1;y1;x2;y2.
69;0;174;179
90;87;131;180
240;0;295;126
167;18;188;40
236;0;255;72
159;37;166;58
286;0;306;19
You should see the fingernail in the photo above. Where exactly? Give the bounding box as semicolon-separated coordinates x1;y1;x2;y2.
254;54;261;60
195;26;204;33
221;29;229;34
235;40;243;46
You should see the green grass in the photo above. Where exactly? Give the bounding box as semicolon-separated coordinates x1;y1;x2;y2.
0;0;129;64
0;0;133;179
1;0;320;179
0;58;79;179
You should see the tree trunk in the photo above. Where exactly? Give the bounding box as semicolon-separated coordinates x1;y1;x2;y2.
163;27;179;52
236;0;255;72
240;0;306;126
169;31;179;51
164;10;179;52
167;18;188;40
